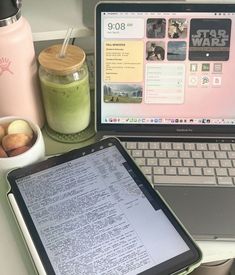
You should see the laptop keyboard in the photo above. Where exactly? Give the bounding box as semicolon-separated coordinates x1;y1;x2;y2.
123;140;235;187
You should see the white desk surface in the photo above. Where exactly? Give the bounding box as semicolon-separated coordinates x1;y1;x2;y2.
0;130;235;274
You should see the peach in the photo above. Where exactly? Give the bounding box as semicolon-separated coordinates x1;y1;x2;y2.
8;145;31;157
0;125;5;142
2;133;32;151
0;145;7;158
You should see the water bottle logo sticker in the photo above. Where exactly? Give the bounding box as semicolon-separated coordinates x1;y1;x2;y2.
0;57;14;76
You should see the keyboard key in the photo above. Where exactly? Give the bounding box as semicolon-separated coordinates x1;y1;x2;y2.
167;150;178;158
227;151;235;159
195;159;207;167
155;150;167;158
145;174;153;184
126;142;137;149
184;143;195;150
215;151;227;159
220;144;231;151
208;143;220;151
218;177;233;185
135;158;146;166
191;151;203;159
178;167;190;175
132;150;142;157
183;159;194;167
172;143;184;150
215;168;228;176
149;142;160;149
159;158;170;166
231;144;235;151
196;143;208;150
203;151;215;159
208;159;220;167
161;142;172;150
220;159;232;168
190;167;202;176
126;150;132;155
144;150;154;158
147;158;158;166
203;168;215;176
153;167;164;175
138;142;148;149
179;150;190;158
153;176;217;185
165;167;177;175
171;159;182;167
141;166;152;175
228;168;235;176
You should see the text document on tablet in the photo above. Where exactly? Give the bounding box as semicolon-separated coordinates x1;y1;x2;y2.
7;138;201;275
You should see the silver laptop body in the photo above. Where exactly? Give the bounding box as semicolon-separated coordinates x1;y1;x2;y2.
95;1;235;240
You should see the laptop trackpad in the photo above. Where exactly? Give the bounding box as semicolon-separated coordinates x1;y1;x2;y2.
157;186;235;241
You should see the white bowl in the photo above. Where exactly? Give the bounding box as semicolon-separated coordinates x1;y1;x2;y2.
0;116;45;178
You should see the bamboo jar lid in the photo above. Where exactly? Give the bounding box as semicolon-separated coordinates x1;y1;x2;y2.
38;44;86;75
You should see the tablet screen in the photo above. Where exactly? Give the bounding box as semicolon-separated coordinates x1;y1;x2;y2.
8;138;201;275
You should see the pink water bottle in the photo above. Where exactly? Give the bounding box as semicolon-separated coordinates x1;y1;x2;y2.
0;0;45;128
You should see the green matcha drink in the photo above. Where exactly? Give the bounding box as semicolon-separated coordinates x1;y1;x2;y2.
38;44;91;135
40;74;90;133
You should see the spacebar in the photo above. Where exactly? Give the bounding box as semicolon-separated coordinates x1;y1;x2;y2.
153;175;217;185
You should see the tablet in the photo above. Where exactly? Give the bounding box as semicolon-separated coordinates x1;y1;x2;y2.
7;137;202;275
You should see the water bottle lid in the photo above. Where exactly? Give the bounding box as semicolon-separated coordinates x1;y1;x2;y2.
38;45;86;76
0;0;18;21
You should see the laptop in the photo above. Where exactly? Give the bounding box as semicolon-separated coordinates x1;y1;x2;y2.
95;1;235;241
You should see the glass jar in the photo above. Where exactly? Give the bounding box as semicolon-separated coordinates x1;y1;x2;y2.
38;44;90;135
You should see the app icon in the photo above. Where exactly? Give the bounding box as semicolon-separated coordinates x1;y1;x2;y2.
213;76;222;86
213;63;223;73
189;75;198;86
201;63;210;72
201;76;210;86
190;63;198;72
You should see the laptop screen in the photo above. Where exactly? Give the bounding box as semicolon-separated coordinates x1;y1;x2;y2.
96;3;235;135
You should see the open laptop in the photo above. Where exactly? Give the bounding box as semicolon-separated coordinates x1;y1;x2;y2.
95;1;235;240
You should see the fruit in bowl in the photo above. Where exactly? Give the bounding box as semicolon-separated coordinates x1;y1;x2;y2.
0;116;45;176
0;119;35;158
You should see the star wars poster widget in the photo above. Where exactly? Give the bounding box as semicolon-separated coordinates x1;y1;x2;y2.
189;19;231;61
